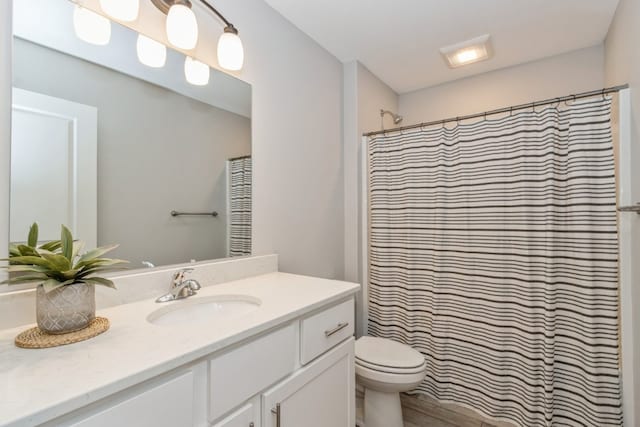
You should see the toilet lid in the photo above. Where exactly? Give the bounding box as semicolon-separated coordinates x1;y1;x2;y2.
355;336;425;372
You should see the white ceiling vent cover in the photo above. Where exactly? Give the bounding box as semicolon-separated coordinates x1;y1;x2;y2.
440;34;493;68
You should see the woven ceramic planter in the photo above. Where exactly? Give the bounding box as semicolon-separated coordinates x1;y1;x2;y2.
36;283;96;334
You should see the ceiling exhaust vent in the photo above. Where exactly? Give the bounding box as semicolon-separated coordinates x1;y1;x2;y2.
440;34;492;68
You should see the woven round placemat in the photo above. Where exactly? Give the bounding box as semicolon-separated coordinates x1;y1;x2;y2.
15;317;110;349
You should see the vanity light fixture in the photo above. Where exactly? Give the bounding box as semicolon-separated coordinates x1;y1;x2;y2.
165;0;199;50
184;57;210;85
151;0;245;71
440;34;492;68
99;0;140;22
73;5;112;46
137;34;167;68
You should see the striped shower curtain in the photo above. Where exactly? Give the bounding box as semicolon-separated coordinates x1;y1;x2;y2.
228;156;252;256
367;97;622;426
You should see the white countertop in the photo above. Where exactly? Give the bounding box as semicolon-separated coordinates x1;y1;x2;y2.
0;272;359;427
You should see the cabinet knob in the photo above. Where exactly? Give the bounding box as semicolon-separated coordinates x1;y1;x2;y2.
249;423;254;427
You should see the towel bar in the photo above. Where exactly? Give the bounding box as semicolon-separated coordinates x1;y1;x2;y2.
618;203;640;214
170;210;218;217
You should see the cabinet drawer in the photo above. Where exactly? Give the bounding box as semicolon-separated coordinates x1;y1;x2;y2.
209;323;296;422
69;371;194;427
300;299;354;365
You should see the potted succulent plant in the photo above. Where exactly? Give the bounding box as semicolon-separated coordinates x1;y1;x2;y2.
1;223;127;334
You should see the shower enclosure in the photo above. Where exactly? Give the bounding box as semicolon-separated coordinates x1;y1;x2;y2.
361;88;636;427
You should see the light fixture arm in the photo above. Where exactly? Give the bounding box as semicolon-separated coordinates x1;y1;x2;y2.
197;0;238;34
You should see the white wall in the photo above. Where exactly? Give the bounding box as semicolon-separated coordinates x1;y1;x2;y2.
399;45;605;124
605;0;640;425
0;0;345;280
343;61;398;336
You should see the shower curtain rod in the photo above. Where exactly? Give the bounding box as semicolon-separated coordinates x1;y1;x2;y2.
363;84;629;137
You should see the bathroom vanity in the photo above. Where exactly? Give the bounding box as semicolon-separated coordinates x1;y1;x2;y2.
0;272;359;427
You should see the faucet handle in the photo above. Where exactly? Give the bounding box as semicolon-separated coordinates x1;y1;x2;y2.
172;268;194;284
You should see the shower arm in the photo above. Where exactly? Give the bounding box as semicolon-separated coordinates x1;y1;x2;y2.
380;109;403;129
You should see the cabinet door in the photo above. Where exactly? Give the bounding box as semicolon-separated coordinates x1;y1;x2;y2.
262;338;355;427
211;399;259;427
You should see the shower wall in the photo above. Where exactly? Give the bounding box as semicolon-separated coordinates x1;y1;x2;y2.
399;45;605;125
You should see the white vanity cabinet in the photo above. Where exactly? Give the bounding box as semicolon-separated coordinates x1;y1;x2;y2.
36;297;355;427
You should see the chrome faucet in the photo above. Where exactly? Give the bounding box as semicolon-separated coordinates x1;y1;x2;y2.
155;268;202;303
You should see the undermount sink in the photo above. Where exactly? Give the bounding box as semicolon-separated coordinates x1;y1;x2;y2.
147;295;261;326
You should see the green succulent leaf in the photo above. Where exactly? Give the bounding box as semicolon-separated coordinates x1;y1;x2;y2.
81;277;116;289
6;265;49;273
5;255;53;268
39;240;62;252
40;252;72;272
17;245;38;257
61;225;73;261
75;245;120;268
1;274;49;284
42;279;64;293
61;269;82;280
27;223;38;248
9;244;21;257
72;240;85;262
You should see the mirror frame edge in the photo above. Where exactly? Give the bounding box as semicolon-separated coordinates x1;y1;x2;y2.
0;0;12;293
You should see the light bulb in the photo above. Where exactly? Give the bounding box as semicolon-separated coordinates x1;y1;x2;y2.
217;28;244;71
137;34;167;68
73;5;111;46
99;0;139;22
184;57;209;86
166;4;198;50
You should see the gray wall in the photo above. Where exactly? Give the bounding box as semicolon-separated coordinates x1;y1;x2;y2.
605;0;640;424
13;38;251;267
399;45;605;124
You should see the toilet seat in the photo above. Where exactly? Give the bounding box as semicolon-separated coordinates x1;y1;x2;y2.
356;356;426;374
355;336;426;373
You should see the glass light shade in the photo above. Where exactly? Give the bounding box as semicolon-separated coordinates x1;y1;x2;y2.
99;0;139;22
184;57;210;86
166;4;198;50
137;34;167;68
73;5;111;46
217;31;244;71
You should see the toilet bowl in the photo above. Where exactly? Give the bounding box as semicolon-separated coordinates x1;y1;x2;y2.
355;336;426;427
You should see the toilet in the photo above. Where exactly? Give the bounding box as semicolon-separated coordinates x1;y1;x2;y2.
355;336;427;427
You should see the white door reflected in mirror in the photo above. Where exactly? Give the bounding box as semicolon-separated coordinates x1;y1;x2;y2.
10;88;97;248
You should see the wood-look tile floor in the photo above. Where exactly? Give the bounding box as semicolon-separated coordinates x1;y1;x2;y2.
356;391;516;427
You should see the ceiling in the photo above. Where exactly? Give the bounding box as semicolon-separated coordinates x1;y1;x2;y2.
263;0;620;94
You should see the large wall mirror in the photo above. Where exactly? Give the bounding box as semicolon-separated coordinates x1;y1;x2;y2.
8;0;252;277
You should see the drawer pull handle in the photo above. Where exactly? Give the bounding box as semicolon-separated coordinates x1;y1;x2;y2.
325;322;349;337
271;403;281;427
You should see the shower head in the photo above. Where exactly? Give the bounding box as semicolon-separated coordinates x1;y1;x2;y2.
381;109;403;125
